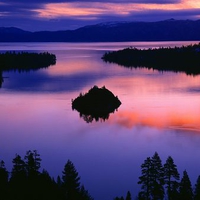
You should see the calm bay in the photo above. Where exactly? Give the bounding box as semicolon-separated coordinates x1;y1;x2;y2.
0;41;200;200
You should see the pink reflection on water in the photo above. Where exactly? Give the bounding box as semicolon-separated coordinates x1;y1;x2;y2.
96;70;200;132
1;42;200;200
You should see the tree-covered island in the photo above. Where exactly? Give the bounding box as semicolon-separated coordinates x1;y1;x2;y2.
102;43;200;75
72;86;121;123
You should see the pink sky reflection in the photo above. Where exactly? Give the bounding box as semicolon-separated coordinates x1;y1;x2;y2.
95;71;200;132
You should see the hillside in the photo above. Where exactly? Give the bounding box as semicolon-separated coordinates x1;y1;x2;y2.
1;19;200;42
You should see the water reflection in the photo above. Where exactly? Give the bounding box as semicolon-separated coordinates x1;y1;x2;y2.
104;72;200;133
0;42;200;200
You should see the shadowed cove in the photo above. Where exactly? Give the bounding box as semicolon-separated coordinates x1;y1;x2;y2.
72;86;121;123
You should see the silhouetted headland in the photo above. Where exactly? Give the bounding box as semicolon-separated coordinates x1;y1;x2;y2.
102;43;200;75
0;51;56;72
72;86;121;123
0;71;3;88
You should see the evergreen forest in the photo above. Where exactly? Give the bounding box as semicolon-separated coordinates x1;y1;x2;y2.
0;51;56;72
102;43;200;76
0;150;200;200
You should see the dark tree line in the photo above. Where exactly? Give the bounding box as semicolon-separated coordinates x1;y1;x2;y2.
1;150;200;200
0;51;56;72
114;152;200;200
0;150;93;200
102;43;200;76
0;51;56;88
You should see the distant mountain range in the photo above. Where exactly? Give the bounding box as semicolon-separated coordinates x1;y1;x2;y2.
1;19;200;42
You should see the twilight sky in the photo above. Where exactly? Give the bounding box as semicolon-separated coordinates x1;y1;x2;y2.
0;0;200;31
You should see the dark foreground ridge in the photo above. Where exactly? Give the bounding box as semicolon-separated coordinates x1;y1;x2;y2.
72;85;121;123
0;150;93;200
102;43;200;75
0;51;56;71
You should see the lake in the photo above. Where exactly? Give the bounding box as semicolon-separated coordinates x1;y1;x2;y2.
0;41;200;200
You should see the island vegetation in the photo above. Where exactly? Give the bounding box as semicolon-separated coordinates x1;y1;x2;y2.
102;43;200;75
72;85;121;123
1;150;200;200
0;51;56;72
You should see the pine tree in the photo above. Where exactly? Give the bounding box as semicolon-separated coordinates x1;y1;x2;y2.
57;175;63;188
138;157;152;200
194;175;200;200
24;150;42;200
0;160;8;200
62;159;81;200
24;150;41;176
37;169;58;200
11;154;26;178
151;152;164;200
179;170;193;200
138;152;165;200
164;156;180;200
9;154;27;200
125;191;131;200
79;185;94;200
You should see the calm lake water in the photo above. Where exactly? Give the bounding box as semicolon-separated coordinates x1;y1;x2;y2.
0;41;200;200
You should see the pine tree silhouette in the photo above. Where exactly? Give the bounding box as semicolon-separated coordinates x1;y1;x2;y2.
62;160;81;200
0;160;8;200
138;157;152;200
194;175;200;200
10;154;27;200
164;156;180;200
151;152;164;200
179;170;193;200
125;191;131;200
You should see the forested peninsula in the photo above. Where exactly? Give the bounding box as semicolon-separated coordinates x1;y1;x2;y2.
102;43;200;75
0;51;56;71
0;51;56;87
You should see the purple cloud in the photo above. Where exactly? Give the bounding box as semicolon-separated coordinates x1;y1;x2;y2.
0;0;199;31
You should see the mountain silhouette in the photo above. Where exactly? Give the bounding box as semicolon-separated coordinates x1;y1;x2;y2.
1;19;200;42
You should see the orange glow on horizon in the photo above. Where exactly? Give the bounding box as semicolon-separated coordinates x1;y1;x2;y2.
96;70;200;133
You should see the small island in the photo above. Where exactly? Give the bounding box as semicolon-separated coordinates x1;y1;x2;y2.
102;43;200;75
72;86;121;123
0;51;56;71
